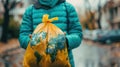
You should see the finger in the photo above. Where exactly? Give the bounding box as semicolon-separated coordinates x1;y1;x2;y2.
64;32;66;35
29;34;32;38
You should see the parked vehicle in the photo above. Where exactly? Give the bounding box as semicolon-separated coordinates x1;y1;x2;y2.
92;29;109;40
83;29;108;40
91;29;103;40
94;30;120;44
83;29;93;40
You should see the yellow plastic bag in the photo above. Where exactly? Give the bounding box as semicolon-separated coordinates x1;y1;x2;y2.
23;14;71;67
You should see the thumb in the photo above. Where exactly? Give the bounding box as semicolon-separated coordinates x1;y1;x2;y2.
29;34;32;38
64;32;66;35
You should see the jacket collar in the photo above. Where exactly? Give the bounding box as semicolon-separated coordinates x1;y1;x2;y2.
34;0;65;9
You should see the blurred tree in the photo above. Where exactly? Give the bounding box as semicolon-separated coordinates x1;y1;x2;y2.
97;0;102;29
1;0;17;43
84;0;96;30
108;0;115;29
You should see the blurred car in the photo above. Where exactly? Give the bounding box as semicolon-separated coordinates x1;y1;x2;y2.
94;30;120;44
91;29;103;40
83;29;93;40
91;29;109;40
83;29;106;40
83;29;108;40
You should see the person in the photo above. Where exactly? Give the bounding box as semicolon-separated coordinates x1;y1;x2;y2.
19;0;83;67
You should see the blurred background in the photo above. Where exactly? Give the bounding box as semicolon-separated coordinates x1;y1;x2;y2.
0;0;120;67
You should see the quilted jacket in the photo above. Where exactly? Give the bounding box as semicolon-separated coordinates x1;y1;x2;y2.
19;0;83;67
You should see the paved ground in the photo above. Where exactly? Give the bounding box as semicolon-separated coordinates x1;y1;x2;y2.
72;40;118;67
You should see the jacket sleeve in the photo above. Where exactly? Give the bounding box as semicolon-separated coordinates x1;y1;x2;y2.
19;6;33;49
66;3;83;50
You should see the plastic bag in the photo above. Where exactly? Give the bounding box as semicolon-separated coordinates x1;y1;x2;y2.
23;14;71;67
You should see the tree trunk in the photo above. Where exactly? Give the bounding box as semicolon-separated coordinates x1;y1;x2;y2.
97;5;102;29
1;0;9;43
109;8;114;29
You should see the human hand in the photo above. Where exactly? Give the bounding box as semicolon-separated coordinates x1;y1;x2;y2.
29;34;32;38
63;32;69;48
64;32;66;35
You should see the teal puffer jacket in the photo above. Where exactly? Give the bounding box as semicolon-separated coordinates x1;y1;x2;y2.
19;0;83;67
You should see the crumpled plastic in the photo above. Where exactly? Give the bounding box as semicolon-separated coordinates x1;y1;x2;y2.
23;14;71;67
